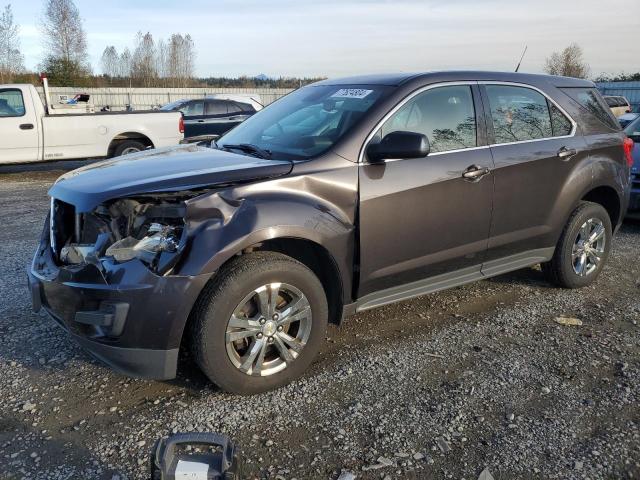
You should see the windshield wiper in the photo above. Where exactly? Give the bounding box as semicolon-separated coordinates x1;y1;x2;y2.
220;143;272;159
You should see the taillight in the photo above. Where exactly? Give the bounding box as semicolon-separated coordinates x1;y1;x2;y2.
179;115;184;134
623;137;634;167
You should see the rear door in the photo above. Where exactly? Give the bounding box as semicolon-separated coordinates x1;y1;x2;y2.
0;88;39;163
479;82;588;270
358;83;494;296
181;100;205;137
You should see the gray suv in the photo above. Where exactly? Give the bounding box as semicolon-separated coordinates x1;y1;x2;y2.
29;71;632;394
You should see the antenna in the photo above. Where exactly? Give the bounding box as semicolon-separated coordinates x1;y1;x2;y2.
515;45;528;72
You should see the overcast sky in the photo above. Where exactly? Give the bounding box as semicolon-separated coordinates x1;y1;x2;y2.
9;0;640;78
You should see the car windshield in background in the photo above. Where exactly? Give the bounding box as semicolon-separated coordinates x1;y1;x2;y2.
218;85;390;159
160;100;185;111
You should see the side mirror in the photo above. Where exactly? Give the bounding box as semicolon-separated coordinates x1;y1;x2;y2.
366;131;430;163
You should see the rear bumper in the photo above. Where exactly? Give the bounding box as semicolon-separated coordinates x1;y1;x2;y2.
28;222;211;379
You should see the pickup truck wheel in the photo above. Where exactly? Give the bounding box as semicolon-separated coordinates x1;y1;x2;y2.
113;140;146;156
190;252;328;394
542;201;612;288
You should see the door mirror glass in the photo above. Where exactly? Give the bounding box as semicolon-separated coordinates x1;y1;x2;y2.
367;131;430;162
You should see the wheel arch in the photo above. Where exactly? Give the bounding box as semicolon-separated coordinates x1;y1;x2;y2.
191;230;346;327
107;132;154;157
580;184;622;228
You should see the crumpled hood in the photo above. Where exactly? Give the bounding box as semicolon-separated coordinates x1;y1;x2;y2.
49;144;293;212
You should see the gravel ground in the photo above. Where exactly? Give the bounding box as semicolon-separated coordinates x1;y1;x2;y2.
0;167;639;480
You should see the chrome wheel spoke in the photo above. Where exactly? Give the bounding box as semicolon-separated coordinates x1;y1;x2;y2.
256;286;270;317
273;334;295;363
589;224;605;243
579;221;591;242
277;331;305;353
278;297;311;326
226;328;259;343
239;338;267;374
576;253;587;276
228;314;261;329
269;283;281;317
587;250;600;266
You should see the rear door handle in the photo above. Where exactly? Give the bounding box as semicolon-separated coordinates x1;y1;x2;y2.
462;165;491;182
19;123;34;130
557;147;577;160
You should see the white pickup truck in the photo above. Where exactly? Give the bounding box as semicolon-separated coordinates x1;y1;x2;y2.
0;80;184;164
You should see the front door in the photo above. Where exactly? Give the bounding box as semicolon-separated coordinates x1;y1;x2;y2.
182;99;205;138
0;88;39;163
358;83;494;296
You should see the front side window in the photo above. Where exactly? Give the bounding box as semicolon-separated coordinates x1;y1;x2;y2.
379;85;477;153
0;89;25;117
219;85;390;159
183;100;204;116
486;85;552;144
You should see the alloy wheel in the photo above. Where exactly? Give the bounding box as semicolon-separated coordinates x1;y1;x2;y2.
225;282;312;376
572;218;606;277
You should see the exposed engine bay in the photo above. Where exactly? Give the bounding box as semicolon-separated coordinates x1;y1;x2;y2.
51;195;189;275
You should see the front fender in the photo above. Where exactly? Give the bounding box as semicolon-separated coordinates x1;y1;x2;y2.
175;160;358;301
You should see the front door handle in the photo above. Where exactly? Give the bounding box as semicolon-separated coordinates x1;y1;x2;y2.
462;165;491;182
19;123;34;130
557;147;577;160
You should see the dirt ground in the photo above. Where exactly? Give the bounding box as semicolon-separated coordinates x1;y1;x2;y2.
0;164;639;480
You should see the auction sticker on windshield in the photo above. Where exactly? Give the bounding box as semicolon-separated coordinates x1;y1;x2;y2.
331;88;373;99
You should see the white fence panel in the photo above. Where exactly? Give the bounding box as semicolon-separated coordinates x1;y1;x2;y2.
35;86;294;111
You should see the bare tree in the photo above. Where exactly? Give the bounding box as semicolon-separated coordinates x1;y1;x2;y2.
0;4;25;83
167;33;195;87
119;47;132;78
100;45;118;77
41;0;89;68
131;31;157;86
544;43;590;79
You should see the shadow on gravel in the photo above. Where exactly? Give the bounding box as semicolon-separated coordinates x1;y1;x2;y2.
0;416;120;479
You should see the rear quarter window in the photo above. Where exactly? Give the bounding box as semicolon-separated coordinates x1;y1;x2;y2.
560;88;619;131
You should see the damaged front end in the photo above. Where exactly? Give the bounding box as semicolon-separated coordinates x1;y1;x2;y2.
51;195;187;276
29;192;213;380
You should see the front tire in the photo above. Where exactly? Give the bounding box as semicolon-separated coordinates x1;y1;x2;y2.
542;201;612;288
190;252;328;394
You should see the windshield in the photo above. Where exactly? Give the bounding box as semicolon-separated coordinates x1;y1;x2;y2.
624;116;640;137
218;85;390;159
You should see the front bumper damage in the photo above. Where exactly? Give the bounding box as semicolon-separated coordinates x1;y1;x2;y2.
28;213;210;380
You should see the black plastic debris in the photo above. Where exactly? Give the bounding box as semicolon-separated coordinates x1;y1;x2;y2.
150;432;241;479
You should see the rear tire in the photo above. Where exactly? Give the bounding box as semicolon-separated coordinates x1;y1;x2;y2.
113;139;146;157
190;252;328;394
542;201;612;288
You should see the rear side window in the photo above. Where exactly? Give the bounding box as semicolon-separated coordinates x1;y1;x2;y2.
0;89;25;117
604;97;617;107
486;85;552;144
380;85;477;153
549;103;573;136
235;102;255;113
560;88;619;130
205;100;227;115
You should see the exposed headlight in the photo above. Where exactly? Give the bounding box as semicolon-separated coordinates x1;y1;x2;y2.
106;223;180;263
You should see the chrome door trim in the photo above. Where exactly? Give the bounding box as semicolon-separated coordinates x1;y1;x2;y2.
358;80;579;164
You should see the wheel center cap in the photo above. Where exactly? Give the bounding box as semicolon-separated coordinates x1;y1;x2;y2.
263;320;277;337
